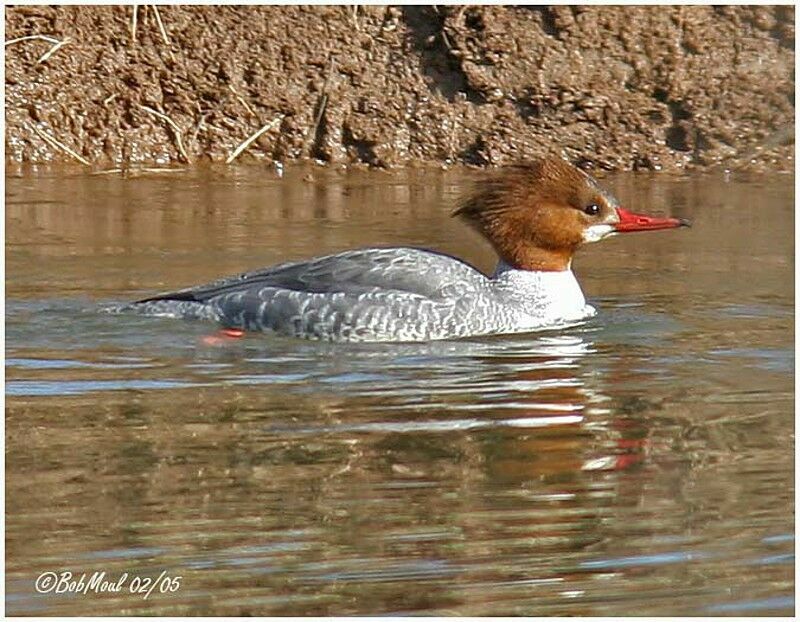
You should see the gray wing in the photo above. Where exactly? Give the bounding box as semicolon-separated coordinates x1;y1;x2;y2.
138;247;487;303
133;248;491;341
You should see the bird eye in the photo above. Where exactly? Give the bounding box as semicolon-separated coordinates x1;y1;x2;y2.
584;204;601;216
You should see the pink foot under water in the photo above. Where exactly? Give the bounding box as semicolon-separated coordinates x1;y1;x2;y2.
201;328;244;346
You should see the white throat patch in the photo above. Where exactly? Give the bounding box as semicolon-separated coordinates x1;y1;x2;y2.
582;224;615;243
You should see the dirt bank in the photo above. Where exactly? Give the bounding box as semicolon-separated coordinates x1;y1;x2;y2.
5;5;795;172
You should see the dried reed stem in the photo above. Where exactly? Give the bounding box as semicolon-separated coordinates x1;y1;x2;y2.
5;34;61;46
151;5;170;46
304;56;335;156
140;167;187;174
5;35;70;64
139;104;190;163
91;167;188;177
226;115;284;164
131;5;138;44
90;168;124;176
37;37;70;64
228;85;255;118
30;124;91;166
308;94;328;150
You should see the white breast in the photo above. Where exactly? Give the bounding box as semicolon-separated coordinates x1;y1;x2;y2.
490;262;595;327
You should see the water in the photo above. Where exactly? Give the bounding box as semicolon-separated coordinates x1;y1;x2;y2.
5;165;794;616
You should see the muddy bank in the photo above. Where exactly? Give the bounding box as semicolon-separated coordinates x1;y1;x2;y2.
5;5;795;172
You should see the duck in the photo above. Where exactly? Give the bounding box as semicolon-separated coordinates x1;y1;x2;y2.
127;158;690;342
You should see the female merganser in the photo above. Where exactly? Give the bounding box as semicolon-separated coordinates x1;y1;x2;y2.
128;158;689;342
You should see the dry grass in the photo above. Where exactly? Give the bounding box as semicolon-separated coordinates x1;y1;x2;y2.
151;5;170;46
226;116;284;164
228;85;256;118
5;34;70;64
130;5;139;44
5;34;60;46
130;5;170;48
307;94;329;154
303;57;336;157
91;167;188;177
37;37;70;64
29;124;91;166
138;105;190;163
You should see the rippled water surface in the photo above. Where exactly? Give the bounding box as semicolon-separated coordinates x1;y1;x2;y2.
6;165;794;615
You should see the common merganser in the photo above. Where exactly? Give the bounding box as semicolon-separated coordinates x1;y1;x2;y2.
127;158;689;342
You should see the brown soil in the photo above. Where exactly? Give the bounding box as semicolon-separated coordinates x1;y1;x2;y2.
5;5;795;172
